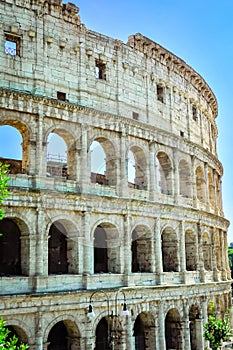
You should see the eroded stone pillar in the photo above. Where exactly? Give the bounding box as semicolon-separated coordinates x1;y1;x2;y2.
119;131;128;197
154;217;163;284
158;301;166;349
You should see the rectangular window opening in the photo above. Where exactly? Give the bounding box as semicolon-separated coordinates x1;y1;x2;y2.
157;85;164;103
192;105;198;121
5;34;20;56
57;91;66;101
95;60;106;80
180;131;184;137
132;112;139;120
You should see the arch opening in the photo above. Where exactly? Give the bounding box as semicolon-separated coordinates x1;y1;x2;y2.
165;308;182;350
131;226;152;272
47;132;68;178
179;159;191;198
133;312;155;350
94;223;120;274
0;124;24;174
196;166;205;202
90;139;117;186
156;152;172;195
48;222;68;275
185;230;197;271
0;218;22;276
162;227;179;272
128;146;147;190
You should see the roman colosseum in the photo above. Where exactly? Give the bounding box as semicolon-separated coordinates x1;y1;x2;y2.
0;0;231;349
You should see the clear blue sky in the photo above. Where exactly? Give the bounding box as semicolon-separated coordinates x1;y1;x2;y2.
1;1;233;241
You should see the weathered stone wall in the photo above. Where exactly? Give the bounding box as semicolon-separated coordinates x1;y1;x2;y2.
0;1;231;349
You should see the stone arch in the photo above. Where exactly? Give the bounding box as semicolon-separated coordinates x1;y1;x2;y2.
47;218;80;275
45;316;80;350
195;165;205;202
93;222;121;273
131;224;153;272
48;221;68;274
0;119;31;174
189;304;201;350
178;159;192;197
161;226;179;272
89;137;117;186
208;170;215;207
127;145;147;190
156;151;173;195
4;323;29;346
202;232;212;271
46;128;77;180
165;308;182;350
0;217;30;276
95;316;123;350
133;312;156;350
185;229;197;271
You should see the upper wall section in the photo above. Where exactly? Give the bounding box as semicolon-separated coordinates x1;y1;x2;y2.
0;0;218;155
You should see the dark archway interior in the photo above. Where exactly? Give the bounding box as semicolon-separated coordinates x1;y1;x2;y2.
48;222;68;274
95;317;110;350
134;315;146;350
48;321;68;350
0;218;21;276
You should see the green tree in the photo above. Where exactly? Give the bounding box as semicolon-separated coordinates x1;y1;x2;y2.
228;246;233;278
0;162;10;221
203;301;232;350
0;317;28;349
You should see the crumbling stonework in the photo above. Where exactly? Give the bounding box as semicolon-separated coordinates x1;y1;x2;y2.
0;0;231;349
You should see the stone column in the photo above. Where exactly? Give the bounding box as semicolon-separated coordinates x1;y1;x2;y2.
84;333;95;350
211;227;218;281
36;209;45;276
191;155;197;206
173;148;179;203
204;162;208;205
124;315;134;349
202;298;208;349
82;211;93;276
197;221;205;282
183;302;191;350
185;94;190;139
79;124;89;193
35;113;45;177
220;230;227;280
154;309;160;349
123;214;132;286
195;319;204;349
34;311;43;350
118;131;128;197
155;217;163;284
149;144;156;201
158;301;166;349
179;220;186;282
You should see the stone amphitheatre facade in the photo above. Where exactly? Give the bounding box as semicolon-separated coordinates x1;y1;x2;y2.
0;0;231;349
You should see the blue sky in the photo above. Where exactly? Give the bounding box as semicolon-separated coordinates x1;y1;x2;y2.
1;0;233;240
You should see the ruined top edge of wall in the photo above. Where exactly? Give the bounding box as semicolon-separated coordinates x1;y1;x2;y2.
13;0;80;25
127;33;218;118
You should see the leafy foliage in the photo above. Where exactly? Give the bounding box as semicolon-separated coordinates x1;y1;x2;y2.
0;162;10;221
0;317;28;349
228;246;233;277
203;301;232;350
